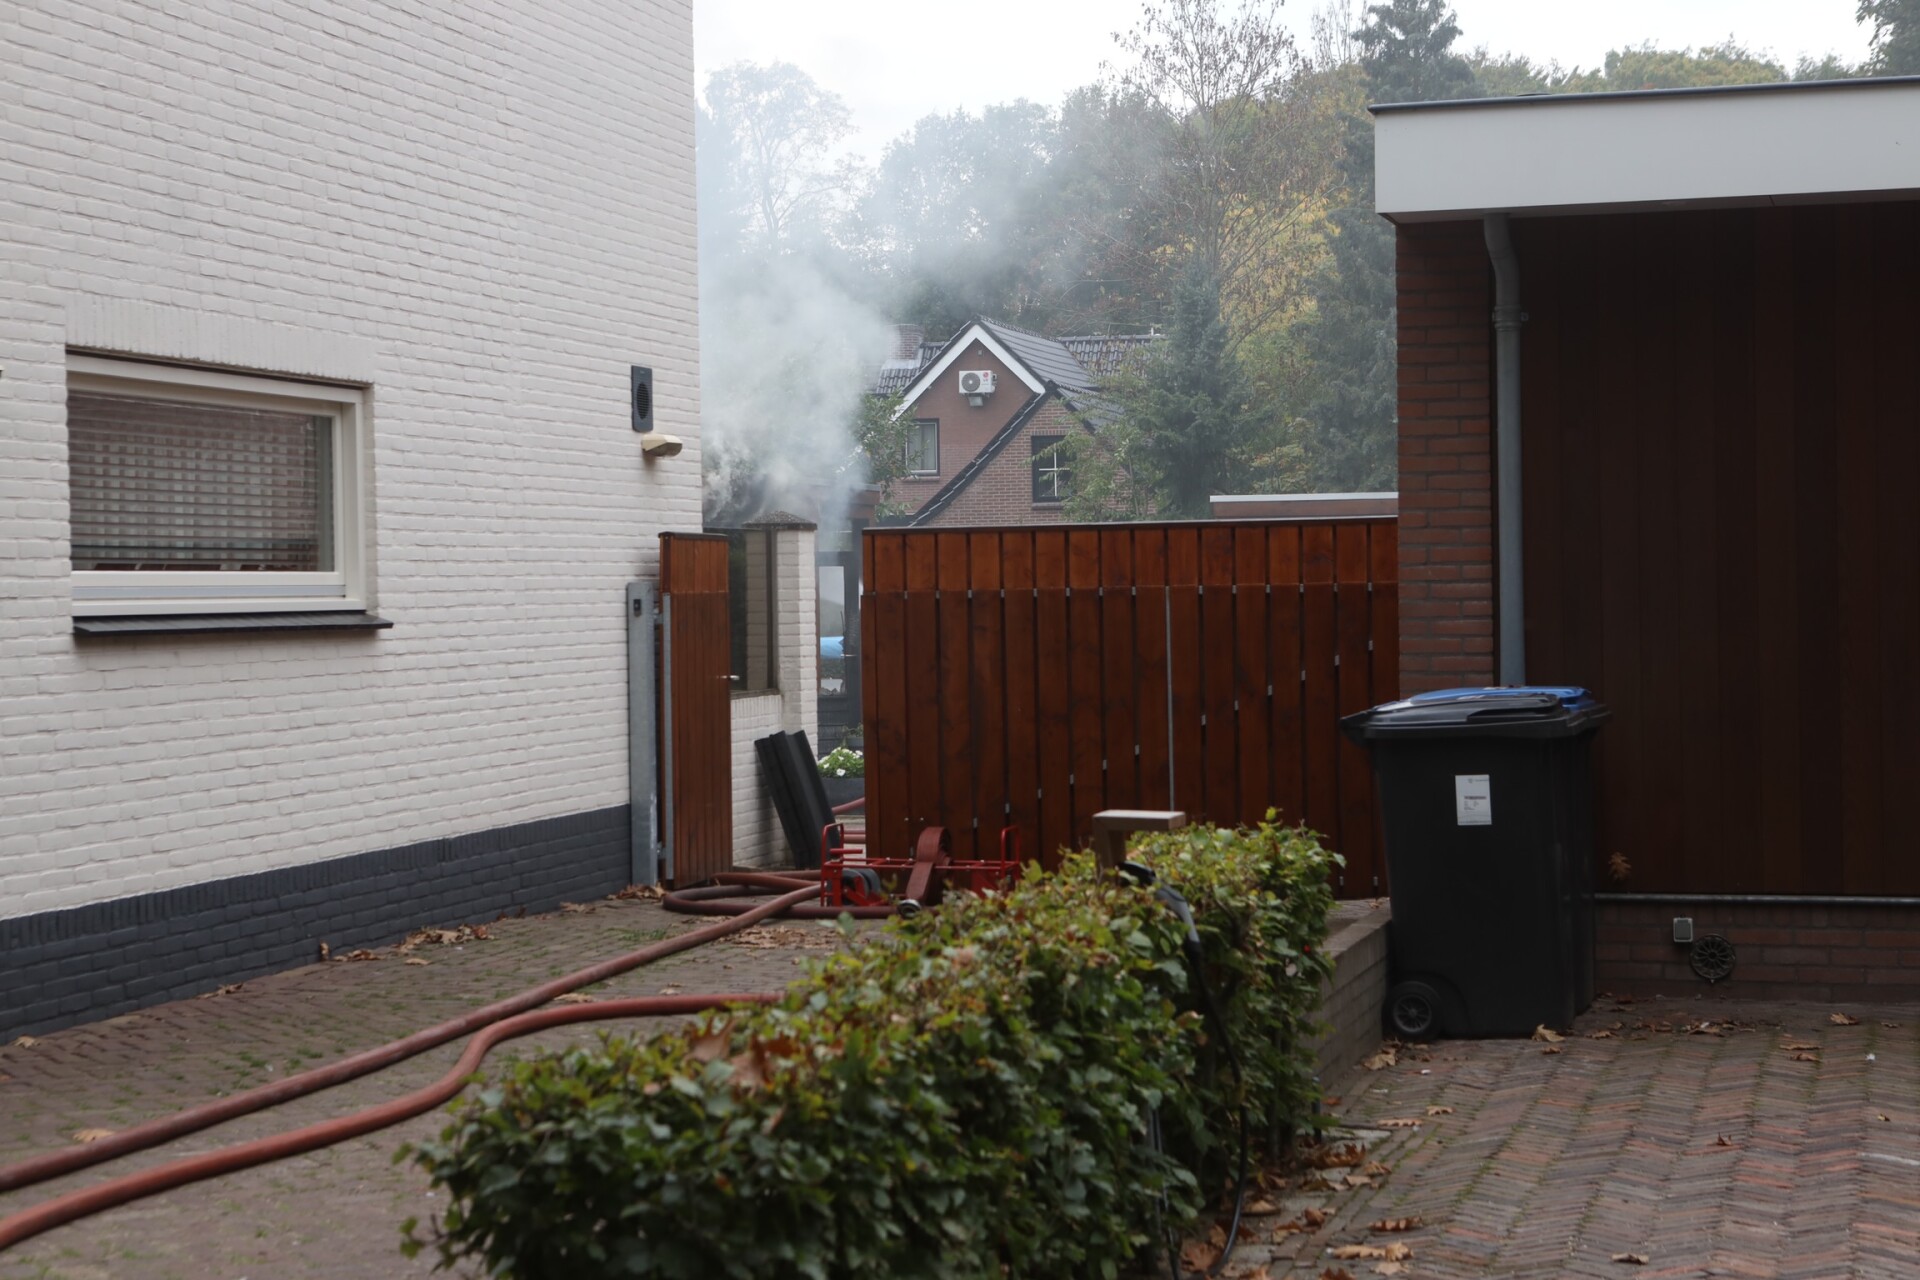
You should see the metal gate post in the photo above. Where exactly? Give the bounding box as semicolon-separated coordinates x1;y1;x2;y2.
627;581;660;886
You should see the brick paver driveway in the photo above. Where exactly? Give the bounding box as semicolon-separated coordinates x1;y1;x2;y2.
1244;996;1920;1280
2;910;1915;1280
0;893;849;1279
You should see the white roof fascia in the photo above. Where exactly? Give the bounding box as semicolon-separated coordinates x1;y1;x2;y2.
889;322;1048;419
1375;80;1920;222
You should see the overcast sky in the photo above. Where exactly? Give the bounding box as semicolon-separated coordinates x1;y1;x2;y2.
694;0;1875;161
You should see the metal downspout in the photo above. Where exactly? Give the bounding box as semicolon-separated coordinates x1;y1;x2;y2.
1484;213;1525;686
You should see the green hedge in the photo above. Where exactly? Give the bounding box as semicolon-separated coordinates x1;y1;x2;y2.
404;818;1339;1279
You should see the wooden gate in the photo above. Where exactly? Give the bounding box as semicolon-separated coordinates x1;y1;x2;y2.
860;521;1398;896
659;533;732;885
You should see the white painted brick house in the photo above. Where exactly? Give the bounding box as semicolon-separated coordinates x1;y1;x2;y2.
0;0;716;1034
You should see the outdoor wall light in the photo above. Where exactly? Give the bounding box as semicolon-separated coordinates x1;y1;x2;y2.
640;432;684;459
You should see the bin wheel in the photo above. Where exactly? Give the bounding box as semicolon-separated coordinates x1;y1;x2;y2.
1387;981;1443;1040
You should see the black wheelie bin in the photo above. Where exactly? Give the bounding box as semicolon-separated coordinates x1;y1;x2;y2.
1341;687;1610;1039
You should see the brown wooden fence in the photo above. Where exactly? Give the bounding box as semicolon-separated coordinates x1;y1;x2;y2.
659;532;732;886
860;520;1399;897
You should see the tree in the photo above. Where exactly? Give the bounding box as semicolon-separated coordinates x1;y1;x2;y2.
1859;0;1920;73
1294;0;1475;492
856;102;1062;335
1098;261;1275;517
1108;0;1331;345
703;62;860;252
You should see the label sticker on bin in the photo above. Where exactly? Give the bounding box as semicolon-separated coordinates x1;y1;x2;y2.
1455;774;1491;826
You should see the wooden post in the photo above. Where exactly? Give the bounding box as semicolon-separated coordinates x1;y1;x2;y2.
1090;809;1188;870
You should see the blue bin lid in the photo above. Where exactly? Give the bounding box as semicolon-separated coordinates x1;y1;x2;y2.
1341;686;1608;740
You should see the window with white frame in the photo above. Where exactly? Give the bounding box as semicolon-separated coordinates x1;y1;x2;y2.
906;418;939;475
66;356;369;617
1031;434;1071;503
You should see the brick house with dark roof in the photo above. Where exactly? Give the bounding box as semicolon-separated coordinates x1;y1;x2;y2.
873;318;1155;527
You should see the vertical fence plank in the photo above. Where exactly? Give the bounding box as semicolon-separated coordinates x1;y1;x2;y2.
1100;528;1139;807
1133;529;1172;810
1034;531;1073;866
1334;524;1378;891
1002;532;1041;863
935;532;975;856
1301;525;1341;872
969;533;1008;860
1067;529;1106;847
1199;527;1238;823
1267;526;1306;830
1233;526;1271;826
904;536;942;846
865;532;907;859
1166;527;1205;818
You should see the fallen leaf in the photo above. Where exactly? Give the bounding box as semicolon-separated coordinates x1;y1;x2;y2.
1369;1216;1423;1233
559;901;593;915
1426;1105;1454;1115
609;883;664;901
1324;1095;1343;1106
1784;1042;1820;1052
658;984;683;995
1342;1172;1378;1189
1302;1208;1330;1228
1714;1135;1733;1147
1318;1269;1358;1280
1374;1264;1410;1277
1541;1046;1563;1055
1790;1052;1818;1063
317;941;330;961
1586;1029;1616;1039
1610;1252;1649;1265
1239;1267;1273;1280
404;956;431;967
1876;1113;1892;1122
9;1037;38;1049
1830;1012;1861;1026
1180;1238;1223;1272
1881;1021;1901;1029
196;983;244;999
1532;1025;1566;1043
338;948;379;962
1379;1117;1422;1129
1360;1161;1392;1177
1244;1198;1284;1216
1331;1243;1411;1262
1361;1047;1398;1071
1305;1142;1367;1170
71;1128;115;1144
1608;852;1632;881
551;992;596;1005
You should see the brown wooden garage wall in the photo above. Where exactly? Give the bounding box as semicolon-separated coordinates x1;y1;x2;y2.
1513;201;1920;897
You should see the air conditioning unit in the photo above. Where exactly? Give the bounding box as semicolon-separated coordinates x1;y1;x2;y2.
958;370;996;402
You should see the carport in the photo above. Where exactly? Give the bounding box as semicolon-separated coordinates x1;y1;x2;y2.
1375;77;1920;1001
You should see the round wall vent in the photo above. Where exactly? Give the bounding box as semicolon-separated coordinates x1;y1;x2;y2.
1689;933;1736;984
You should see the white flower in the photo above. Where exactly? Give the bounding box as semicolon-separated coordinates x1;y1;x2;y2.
835;769;846;777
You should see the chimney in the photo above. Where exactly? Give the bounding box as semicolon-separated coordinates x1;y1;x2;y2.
891;324;925;362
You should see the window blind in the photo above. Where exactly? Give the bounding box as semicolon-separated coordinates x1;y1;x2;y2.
68;392;334;573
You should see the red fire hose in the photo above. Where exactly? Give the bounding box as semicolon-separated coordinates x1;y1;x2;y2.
0;993;774;1252
663;870;895;918
0;883;821;1198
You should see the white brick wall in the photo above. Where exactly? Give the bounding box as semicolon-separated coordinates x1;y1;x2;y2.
0;1;703;916
729;526;819;869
